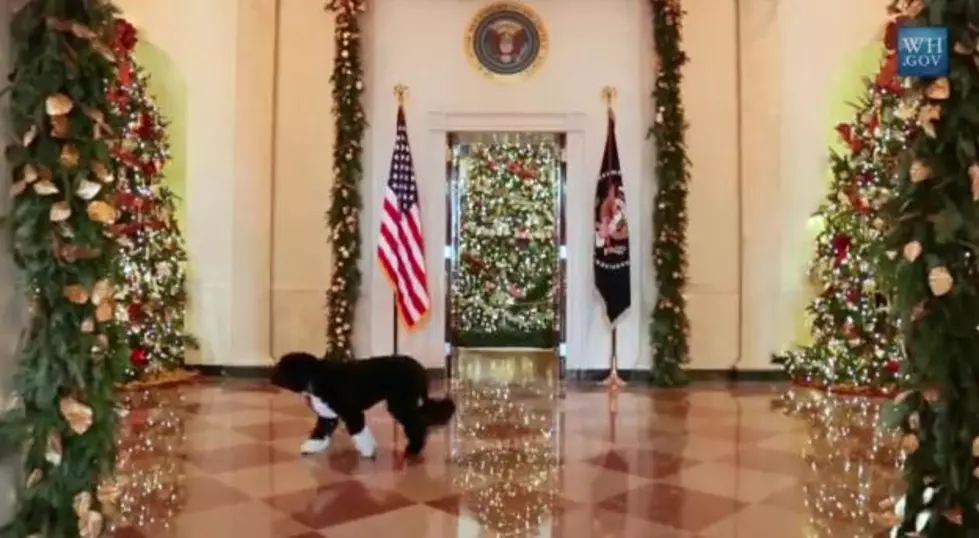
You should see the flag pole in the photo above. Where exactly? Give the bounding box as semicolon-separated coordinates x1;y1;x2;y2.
598;86;626;390
391;83;408;355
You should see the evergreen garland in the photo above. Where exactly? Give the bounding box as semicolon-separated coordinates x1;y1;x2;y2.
880;0;979;534
0;1;129;536
649;0;691;386
323;0;366;360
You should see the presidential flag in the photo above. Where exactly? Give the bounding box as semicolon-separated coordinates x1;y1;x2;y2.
377;107;430;328
593;115;631;325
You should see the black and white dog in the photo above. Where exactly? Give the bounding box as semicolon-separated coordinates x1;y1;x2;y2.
270;352;456;458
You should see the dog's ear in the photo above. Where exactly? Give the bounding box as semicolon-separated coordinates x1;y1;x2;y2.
271;352;320;392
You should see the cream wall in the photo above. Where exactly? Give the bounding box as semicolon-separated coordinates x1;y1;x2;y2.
105;0;894;372
360;0;651;370
113;0;276;367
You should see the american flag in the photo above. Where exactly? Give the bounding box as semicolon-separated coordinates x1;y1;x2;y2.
377;107;430;328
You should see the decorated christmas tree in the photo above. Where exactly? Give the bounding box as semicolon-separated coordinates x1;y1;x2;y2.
451;142;560;348
774;19;918;392
108;19;194;381
879;0;979;534
0;1;129;536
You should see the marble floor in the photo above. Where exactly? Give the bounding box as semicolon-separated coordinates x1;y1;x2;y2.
109;353;903;538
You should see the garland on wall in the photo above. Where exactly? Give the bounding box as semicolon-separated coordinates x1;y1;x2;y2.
0;1;128;536
324;0;366;360
649;0;691;386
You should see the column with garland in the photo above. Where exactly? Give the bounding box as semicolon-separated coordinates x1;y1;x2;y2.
452;143;559;348
107;19;195;381
1;1;129;536
773;17;917;392
649;0;692;386
879;0;979;534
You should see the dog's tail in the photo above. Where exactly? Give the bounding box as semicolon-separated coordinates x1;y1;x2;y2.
420;397;456;427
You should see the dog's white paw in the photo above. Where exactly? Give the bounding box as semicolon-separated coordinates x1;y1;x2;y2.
351;428;376;459
300;437;331;455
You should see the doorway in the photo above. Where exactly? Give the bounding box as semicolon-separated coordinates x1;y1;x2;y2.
444;132;567;379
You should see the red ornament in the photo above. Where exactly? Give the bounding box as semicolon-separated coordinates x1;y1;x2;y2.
884;359;900;374
831;234;852;265
875;53;903;94
835;123;852;145
127;303;142;321
883;17;906;53
130;348;148;367
113;19;139;54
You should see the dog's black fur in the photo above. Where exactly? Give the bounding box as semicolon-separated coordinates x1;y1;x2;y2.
270;352;456;456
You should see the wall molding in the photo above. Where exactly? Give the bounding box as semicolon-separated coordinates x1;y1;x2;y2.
426;110;588;133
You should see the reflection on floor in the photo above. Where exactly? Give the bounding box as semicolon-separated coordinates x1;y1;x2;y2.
109;351;903;537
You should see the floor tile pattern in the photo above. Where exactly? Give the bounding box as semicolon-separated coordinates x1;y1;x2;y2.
109;373;904;537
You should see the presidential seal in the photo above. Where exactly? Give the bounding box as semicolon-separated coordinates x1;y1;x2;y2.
465;2;548;80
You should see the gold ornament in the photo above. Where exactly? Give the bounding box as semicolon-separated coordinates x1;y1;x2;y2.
969;164;979;201
50;115;70;138
45;433;63;466
73;491;92;516
75;178;101;200
59;144;80;168
45;17;72;32
90;162;113;183
896;100;917;121
73;492;104;538
85;201;116;224
972;436;979;457
901;0;925;17
21;164;39;184
918;104;941;138
910;159;931;183
80;318;95;333
90;279;112;305
78;510;103;538
928;266;954;296
874;511;902;527
82;107;105;125
90;42;116;63
32;180;59;196
901;433;920;453
944;508;963;525
923;387;941;403
908;412;920;430
96;479;121;509
911;302;927;321
25;469;42;488
63;284;89;304
94;302;113;323
3;392;22;412
22;124;38;147
45;93;74;116
8;181;27;198
925;78;950;100
69;23;96;40
903;241;923;262
59;397;94;435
